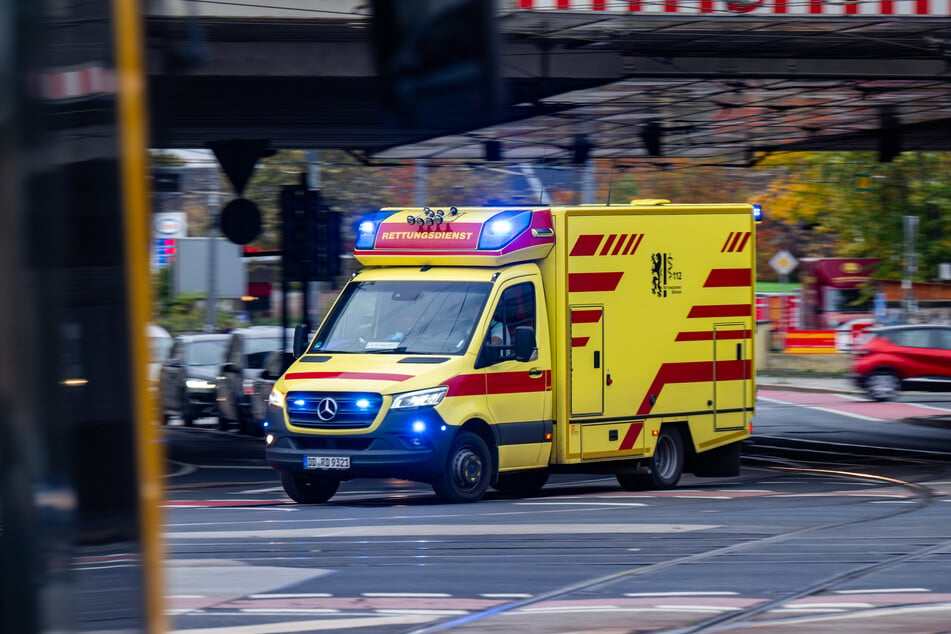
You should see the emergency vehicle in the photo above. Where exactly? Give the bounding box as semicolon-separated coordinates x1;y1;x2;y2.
264;200;760;503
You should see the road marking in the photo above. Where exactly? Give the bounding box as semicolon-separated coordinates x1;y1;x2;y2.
165;523;718;539
249;593;333;599
625;592;739;597
170;614;437;633
514;502;649;507
481;593;533;599
834;588;930;594
362;593;451;598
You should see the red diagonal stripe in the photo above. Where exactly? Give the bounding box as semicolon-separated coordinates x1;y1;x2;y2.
285;371;413;382
625;233;643;255
570;235;603;256
571;337;590;347
611;235;627;255
734;232;751;252
721;232;736;252
637;360;750;415
571;309;603;323
569;272;623;292
619;422;644;450
704;268;752;287
599;234;618;256
688;304;751;318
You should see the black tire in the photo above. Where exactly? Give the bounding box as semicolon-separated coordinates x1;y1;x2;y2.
182;402;195;427
865;369;900;401
280;471;340;504
492;470;549;497
432;431;492;503
216;414;230;431
616;426;684;491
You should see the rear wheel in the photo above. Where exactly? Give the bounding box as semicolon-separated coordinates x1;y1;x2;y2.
280;471;339;504
492;469;549;497
182;402;195;427
616;426;683;491
432;431;492;503
865;369;900;401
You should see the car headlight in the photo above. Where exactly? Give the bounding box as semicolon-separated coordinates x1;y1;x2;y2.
391;386;448;409
185;378;217;390
268;387;286;408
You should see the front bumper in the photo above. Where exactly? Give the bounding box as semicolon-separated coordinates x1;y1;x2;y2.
264;405;455;482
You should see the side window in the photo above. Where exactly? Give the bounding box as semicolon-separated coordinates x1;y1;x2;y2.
169;340;182;362
932;329;951;351
485;282;535;363
894;329;930;348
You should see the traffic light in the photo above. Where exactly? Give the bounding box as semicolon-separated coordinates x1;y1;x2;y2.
281;185;341;282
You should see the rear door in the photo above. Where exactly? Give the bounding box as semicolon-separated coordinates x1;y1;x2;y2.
569;305;604;416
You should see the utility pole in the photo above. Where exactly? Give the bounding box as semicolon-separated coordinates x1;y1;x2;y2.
205;175;220;332
902;215;918;321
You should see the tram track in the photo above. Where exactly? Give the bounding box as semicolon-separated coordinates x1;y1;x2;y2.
405;450;950;634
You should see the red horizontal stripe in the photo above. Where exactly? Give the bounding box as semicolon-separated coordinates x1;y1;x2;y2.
687;304;751;318
571;309;603;323
285;371;413;382
571;337;590;347
569;272;623;292
704;268;751;287
638;360;751;415
675;329;751;342
444;371;552;397
569;234;603;257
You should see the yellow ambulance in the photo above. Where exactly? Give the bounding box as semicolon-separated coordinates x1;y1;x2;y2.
265;200;761;503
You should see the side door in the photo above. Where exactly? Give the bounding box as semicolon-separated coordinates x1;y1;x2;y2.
218;335;242;420
478;280;552;470
160;338;183;411
569;305;604;416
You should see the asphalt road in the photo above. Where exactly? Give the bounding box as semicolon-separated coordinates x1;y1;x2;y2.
160;391;951;634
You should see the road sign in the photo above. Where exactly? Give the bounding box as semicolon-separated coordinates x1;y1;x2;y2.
769;250;798;276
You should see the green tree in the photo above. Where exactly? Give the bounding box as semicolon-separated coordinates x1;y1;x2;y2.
755;151;951;281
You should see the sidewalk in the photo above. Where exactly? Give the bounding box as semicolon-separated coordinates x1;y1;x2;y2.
757;373;858;394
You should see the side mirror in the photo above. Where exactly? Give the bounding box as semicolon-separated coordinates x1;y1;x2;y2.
513;326;535;362
293;323;310;358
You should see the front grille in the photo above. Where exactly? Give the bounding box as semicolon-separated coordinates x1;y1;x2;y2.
286;391;383;429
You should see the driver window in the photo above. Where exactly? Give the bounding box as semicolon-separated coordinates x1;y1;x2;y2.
485;282;535;362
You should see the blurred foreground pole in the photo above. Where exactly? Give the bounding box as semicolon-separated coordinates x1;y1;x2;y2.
0;0;165;632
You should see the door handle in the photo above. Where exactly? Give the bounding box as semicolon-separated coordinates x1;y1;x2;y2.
528;368;543;378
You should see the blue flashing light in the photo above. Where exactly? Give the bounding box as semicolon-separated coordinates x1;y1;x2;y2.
440;425;446;431
292;398;306;407
263;421;269;428
752;204;764;222
478;210;532;250
355;211;395;249
411;421;427;434
355;398;371;410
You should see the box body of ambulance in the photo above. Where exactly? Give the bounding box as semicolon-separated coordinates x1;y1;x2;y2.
265;201;758;503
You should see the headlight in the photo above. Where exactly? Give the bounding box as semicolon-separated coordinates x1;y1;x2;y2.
185;378;217;390
391;386;448;409
268;387;286;408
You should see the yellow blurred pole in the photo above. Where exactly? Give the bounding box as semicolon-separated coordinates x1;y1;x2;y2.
112;0;166;631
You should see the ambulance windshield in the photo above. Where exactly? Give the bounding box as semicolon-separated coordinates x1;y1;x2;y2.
310;280;492;355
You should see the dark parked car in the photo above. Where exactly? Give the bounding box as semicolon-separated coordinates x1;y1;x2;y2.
216;326;292;433
249;349;297;435
158;333;230;425
851;324;951;401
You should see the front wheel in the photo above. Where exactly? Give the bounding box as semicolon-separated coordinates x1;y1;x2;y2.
865;369;900;401
616;426;684;491
280;471;339;504
432;431;492;503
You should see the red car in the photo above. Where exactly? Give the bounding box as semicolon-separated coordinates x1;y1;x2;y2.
851;324;951;401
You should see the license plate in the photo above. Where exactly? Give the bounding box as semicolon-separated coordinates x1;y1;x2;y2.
303;456;350;470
